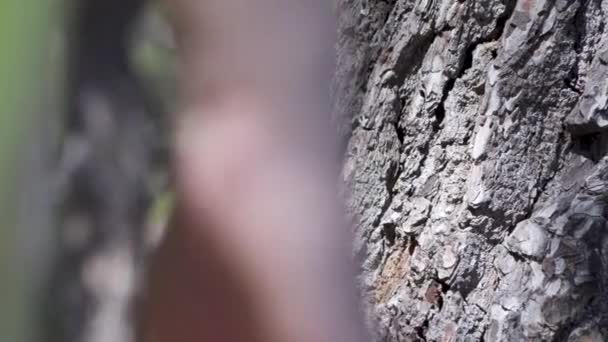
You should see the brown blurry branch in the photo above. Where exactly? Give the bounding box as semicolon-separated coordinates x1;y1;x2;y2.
141;1;367;342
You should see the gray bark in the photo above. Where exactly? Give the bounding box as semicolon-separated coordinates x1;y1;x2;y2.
335;0;608;340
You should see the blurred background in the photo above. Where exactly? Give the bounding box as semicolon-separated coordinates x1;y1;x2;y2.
8;0;608;341
1;1;177;341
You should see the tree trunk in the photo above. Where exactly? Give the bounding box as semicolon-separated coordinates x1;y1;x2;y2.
335;0;608;340
47;2;164;342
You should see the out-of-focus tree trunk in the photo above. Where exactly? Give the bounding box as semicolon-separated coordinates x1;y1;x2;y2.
47;2;163;342
335;0;608;340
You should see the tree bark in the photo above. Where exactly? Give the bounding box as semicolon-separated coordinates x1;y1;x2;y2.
336;0;608;340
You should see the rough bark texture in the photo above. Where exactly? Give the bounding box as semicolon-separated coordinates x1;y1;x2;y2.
336;0;608;340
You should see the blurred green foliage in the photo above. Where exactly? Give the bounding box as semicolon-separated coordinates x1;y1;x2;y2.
0;1;52;341
133;5;177;227
148;190;175;226
132;5;178;112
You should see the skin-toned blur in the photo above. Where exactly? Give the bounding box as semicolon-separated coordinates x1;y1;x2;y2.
2;1;368;341
140;1;368;342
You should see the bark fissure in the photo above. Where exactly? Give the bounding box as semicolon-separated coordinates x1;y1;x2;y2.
341;0;608;339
